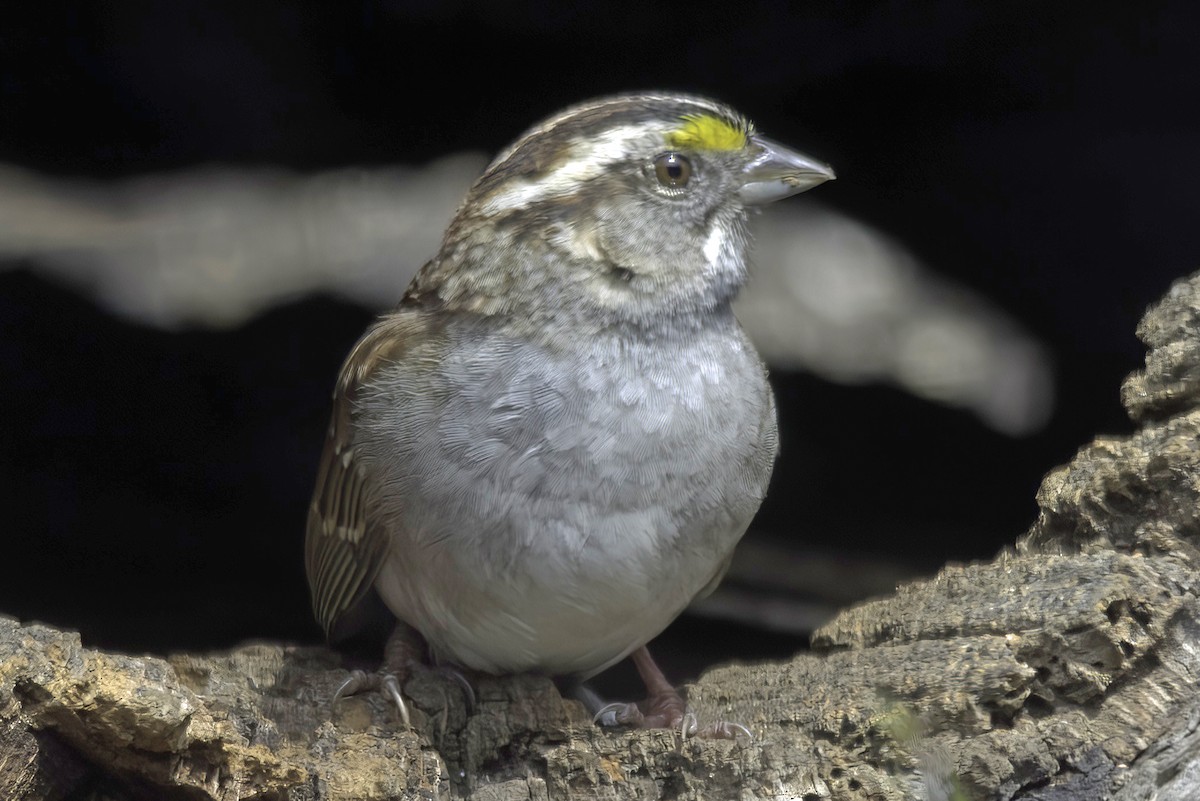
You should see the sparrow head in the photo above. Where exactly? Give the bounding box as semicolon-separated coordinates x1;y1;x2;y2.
407;93;835;329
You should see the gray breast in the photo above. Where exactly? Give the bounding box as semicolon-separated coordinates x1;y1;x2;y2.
354;312;777;675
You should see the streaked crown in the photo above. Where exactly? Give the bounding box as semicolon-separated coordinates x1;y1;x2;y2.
467;93;756;210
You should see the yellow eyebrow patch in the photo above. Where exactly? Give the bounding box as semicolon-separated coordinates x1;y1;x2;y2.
665;113;749;152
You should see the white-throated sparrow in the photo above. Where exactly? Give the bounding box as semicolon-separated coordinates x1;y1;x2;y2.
306;92;833;736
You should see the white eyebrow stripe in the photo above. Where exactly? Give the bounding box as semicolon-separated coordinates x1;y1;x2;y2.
479;124;651;214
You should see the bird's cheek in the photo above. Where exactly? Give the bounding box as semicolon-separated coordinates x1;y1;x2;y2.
549;221;608;265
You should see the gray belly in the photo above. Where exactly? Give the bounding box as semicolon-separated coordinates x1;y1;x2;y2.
357;319;777;676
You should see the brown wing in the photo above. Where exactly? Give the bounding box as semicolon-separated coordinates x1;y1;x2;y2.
304;313;422;640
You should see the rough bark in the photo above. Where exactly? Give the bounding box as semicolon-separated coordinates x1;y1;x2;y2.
4;273;1200;801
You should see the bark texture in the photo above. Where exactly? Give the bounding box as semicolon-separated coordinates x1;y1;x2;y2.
4;273;1200;801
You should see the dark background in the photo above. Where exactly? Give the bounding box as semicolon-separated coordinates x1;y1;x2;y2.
1;2;1196;689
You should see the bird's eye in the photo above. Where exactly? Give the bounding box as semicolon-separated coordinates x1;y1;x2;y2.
654;152;692;188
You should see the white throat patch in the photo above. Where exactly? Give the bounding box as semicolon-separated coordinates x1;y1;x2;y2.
703;220;728;267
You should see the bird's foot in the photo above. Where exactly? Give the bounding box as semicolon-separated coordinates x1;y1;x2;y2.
592;691;751;741
335;663;476;727
593;687;685;730
335;668;412;726
333;624;475;727
587;646;752;741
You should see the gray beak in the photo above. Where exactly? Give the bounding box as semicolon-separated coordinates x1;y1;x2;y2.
738;134;836;205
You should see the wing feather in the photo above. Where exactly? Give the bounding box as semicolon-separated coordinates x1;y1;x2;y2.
304;313;424;639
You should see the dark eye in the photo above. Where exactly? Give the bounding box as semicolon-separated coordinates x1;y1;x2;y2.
654;152;692;188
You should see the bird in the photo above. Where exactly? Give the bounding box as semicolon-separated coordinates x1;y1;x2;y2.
304;91;834;737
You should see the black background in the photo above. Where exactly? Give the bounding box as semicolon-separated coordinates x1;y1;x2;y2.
1;2;1197;688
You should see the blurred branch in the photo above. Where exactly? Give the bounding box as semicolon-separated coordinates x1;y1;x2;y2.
0;160;1051;433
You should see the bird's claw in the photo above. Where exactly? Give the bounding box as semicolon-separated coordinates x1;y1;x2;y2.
592;697;750;741
380;673;410;727
333;663;477;729
593;701;643;728
334;669;411;727
436;665;477;714
333;668;369;703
